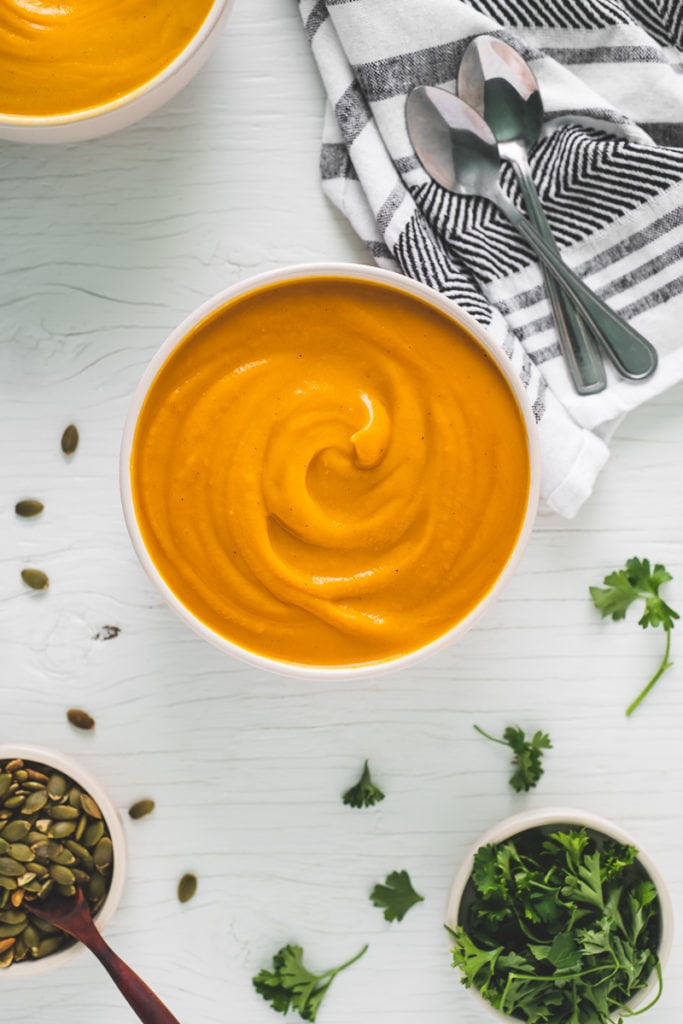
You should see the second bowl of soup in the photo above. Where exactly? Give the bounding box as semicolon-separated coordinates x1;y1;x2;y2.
0;0;234;143
120;264;539;676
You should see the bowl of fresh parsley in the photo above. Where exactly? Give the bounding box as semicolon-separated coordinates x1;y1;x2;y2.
445;808;673;1024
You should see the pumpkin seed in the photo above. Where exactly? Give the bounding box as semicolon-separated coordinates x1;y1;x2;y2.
67;708;95;731
20;568;49;591
0;937;16;954
128;799;155;820
49;821;76;840
177;873;197;904
7;845;32;863
48;864;75;886
34;936;63;958
82;820;104;848
15;499;44;518
48;804;80;821
0;858;24;878
0;948;13;968
93;837;113;872
60;424;79;455
21;790;48;815
1;821;30;843
0;777;11;800
80;793;101;819
46;775;66;801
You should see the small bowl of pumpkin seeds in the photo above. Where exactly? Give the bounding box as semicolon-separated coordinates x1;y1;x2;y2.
0;745;126;974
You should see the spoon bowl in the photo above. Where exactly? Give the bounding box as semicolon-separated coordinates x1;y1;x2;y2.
458;35;543;145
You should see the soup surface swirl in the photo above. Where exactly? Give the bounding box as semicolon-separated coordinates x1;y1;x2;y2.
130;277;531;667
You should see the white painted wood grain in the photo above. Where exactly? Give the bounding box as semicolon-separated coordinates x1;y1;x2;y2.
1;0;682;1021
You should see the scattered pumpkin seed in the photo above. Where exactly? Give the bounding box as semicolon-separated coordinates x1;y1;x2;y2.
128;799;155;821
20;568;49;591
177;873;197;904
60;424;79;456
15;499;44;518
66;708;95;731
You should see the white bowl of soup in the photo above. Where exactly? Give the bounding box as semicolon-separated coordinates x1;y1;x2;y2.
120;263;540;677
0;0;234;143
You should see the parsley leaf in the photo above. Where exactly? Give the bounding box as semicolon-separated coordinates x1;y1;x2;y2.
342;760;385;809
450;827;664;1024
474;724;552;792
253;943;368;1021
370;869;424;922
590;557;679;715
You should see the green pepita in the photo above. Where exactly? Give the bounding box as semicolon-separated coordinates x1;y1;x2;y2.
67;708;95;731
48;864;75;886
60;423;79;456
15;499;44;518
46;775;67;801
1;821;30;843
21;790;48;816
48;805;80;821
20;568;49;591
80;794;102;819
177;873;198;904
93;837;113;873
7;844;32;863
128;798;155;820
0;858;24;878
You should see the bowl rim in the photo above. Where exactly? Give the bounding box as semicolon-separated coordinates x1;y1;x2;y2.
0;744;127;977
119;260;541;679
446;806;674;1022
0;0;233;129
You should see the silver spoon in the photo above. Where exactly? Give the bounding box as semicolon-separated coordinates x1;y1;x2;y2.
458;34;607;395
405;86;658;381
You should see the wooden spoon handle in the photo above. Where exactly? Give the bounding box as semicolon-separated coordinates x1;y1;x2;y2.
86;929;183;1024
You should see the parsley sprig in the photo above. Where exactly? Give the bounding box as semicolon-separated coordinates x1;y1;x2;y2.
474;725;551;792
342;760;385;809
253;943;368;1021
450;827;663;1023
590;557;679;715
371;870;424;922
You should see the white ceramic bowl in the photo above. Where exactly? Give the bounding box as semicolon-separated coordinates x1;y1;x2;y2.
446;807;674;1022
120;262;541;679
0;745;127;976
0;0;234;144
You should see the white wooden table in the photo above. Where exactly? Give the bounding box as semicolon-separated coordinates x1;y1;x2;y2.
1;1;682;1021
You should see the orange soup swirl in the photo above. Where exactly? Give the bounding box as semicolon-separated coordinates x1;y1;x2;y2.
129;277;531;667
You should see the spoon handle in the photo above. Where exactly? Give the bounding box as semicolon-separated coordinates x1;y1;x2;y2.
502;196;658;379
82;927;183;1024
510;157;606;394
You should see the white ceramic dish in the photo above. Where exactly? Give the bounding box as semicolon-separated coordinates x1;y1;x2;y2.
120;262;541;679
0;0;234;144
446;807;674;1023
0;744;127;976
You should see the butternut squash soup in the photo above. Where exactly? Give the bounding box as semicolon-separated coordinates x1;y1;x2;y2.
128;275;532;668
0;0;215;118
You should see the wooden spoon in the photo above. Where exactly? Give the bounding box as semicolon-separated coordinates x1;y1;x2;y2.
29;888;182;1024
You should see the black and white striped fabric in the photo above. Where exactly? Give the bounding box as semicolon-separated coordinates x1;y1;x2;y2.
298;0;683;517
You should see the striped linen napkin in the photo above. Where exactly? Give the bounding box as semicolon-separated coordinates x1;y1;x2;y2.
298;0;683;517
